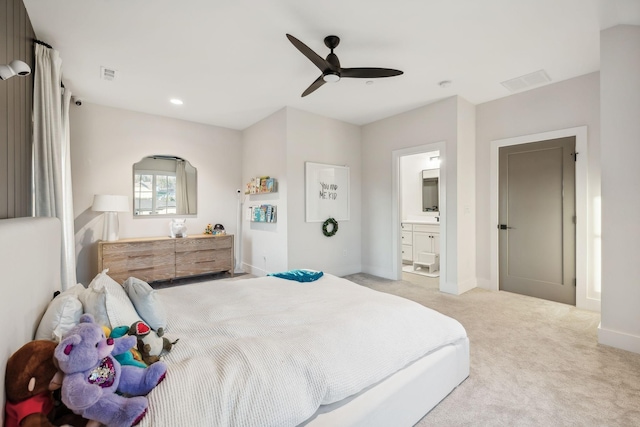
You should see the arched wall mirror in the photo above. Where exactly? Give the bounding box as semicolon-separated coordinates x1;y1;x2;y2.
133;155;197;216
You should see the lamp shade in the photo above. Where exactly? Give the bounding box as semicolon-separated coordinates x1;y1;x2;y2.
92;195;129;212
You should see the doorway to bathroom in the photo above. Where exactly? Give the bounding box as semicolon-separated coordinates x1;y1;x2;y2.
392;142;447;291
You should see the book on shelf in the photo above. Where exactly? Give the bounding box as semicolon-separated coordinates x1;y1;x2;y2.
250;204;277;222
266;178;277;192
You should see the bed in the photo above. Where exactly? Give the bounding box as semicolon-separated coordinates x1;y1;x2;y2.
0;217;469;427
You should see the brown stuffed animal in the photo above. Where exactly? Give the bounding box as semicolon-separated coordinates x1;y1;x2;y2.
4;340;92;427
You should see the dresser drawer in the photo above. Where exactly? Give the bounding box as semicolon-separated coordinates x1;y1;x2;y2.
102;251;176;272
108;265;175;284
101;240;175;258
174;235;232;252
175;249;233;277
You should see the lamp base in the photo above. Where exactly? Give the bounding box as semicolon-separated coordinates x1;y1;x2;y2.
102;211;120;241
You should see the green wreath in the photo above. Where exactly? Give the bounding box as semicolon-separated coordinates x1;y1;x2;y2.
322;217;339;237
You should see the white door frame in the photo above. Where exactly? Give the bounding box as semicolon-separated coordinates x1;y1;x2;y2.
489;126;596;310
392;141;447;291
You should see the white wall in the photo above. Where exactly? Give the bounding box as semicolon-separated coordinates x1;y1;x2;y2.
241;107;362;276
70;103;242;285
456;97;477;294
599;25;640;353
475;72;601;302
361;97;461;286
286;108;362;276
241;108;288;275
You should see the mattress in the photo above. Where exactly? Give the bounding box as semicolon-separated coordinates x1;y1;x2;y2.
140;273;468;427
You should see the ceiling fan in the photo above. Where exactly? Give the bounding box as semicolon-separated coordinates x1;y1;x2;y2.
286;34;404;97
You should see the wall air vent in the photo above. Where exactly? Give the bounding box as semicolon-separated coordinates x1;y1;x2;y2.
501;69;551;92
100;66;118;81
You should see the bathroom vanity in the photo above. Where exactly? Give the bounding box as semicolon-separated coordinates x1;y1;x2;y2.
401;221;440;275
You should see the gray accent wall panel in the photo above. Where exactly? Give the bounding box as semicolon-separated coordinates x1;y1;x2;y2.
0;0;34;219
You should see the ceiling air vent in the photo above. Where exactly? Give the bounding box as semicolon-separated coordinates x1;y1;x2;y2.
100;66;118;81
501;69;551;92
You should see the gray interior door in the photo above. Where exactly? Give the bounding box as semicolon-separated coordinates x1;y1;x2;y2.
498;137;576;305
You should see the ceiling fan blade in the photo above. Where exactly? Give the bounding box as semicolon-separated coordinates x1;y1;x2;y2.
301;76;326;97
286;34;329;72
341;67;404;78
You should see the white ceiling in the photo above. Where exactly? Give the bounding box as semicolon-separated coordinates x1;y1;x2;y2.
22;0;640;130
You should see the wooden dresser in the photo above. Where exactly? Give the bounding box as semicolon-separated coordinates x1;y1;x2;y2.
98;234;234;284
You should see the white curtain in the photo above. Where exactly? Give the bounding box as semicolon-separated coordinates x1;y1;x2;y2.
175;159;189;215
33;44;77;290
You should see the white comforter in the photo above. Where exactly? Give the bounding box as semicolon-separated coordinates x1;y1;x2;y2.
140;274;466;427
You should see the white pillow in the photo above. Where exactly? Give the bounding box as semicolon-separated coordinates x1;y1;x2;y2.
35;283;85;342
123;277;167;330
80;269;141;329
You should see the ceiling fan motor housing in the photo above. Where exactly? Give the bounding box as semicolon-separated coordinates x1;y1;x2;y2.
323;51;341;82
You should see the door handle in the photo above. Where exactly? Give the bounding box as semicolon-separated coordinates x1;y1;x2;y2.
498;224;514;230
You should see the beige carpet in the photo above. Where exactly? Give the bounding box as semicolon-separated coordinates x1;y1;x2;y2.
343;273;640;426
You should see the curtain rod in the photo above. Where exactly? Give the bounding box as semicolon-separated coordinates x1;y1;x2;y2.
34;39;53;49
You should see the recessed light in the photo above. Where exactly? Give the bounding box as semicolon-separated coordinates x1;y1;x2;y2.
170;98;183;105
365;80;374;85
438;80;452;88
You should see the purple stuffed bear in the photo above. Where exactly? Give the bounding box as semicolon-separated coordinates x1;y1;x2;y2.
54;314;167;427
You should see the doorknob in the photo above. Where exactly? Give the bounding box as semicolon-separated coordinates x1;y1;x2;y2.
498;224;513;230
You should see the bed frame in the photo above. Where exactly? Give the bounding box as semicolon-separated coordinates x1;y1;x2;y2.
0;217;468;427
302;340;468;426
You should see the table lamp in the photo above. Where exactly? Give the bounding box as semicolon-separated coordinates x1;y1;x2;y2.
92;195;129;241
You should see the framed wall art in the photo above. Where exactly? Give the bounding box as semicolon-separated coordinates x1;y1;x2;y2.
305;162;350;222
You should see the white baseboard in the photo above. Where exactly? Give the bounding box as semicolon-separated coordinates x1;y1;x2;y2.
331;264;363;277
457;277;477;295
581;297;601;313
476;278;495;291
598;325;640;354
361;264;395;280
243;262;266;277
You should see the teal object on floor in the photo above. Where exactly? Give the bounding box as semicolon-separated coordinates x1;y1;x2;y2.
268;269;324;282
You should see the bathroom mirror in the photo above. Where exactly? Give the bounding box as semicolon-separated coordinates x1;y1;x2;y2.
422;169;439;212
133;156;197;216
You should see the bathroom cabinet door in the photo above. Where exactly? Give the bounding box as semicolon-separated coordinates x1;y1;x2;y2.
413;231;434;259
